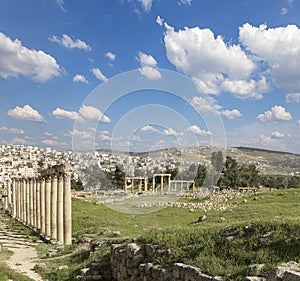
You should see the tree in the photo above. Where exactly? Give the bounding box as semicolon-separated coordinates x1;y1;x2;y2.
218;156;239;188
195;164;207;187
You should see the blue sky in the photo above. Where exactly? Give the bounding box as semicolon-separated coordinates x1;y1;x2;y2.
0;0;300;153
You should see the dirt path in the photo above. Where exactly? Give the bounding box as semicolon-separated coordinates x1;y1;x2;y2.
0;215;44;281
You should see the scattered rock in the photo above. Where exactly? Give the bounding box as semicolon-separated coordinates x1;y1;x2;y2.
198;215;207;222
225;236;235;242
58;265;69;270
112;231;121;237
219;217;225;222
244;277;266;281
248;264;265;275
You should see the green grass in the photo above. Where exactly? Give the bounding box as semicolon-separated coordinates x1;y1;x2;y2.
1;188;300;280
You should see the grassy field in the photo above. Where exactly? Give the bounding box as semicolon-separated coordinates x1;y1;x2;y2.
1;187;300;280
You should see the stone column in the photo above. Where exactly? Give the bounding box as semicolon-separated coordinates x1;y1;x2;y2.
57;175;64;244
63;173;72;245
20;179;24;222
32;179;36;228
144;178;148;191
7;181;12;214
36;179;41;230
51;175;58;241
45;177;51;238
168;175;171;191
124;178;127;192
138;179;142;193
12;178;17;218
160;175;164;192
40;178;46;236
25;179;30;226
152;176;155;192
29;179;34;227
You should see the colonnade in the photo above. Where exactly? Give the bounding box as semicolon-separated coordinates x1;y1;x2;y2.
1;164;72;245
124;177;148;193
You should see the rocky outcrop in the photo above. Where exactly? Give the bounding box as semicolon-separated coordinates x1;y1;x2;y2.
76;241;300;281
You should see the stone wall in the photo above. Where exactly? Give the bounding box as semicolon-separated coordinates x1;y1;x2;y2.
77;241;300;281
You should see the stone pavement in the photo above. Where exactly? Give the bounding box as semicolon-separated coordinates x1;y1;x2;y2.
0;214;44;281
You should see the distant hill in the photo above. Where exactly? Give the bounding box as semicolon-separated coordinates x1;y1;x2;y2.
97;146;300;175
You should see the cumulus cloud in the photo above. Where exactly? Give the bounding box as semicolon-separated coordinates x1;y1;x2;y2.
163;128;177;136
163;23;266;98
286;93;300;103
0;127;25;134
187;125;212;136
272;131;285;138
298;120;300;125
49;34;91;51
256;134;286;150
221;109;242;120
98;130;112;141
42;139;67;147
137;52;161;80
239;23;300;94
138;52;157;67
91;68;108;82
140;125;160;133
52;108;83;122
73;74;88;84
257;105;292;122
105;52;116;61
0;32;61;82
68;129;93;139
7;105;45;122
139;66;161;80
156;16;164;26
79;105;111;123
190;96;242;119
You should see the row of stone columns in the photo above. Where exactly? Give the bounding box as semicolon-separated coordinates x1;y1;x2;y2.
7;173;72;245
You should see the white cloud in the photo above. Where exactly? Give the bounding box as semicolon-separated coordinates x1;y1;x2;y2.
140;125;160;133
49;34;91;51
91;68;108;82
0;32;61;82
187;125;212;136
56;0;66;12
79;105;111;123
0;127;25;134
10;137;31;145
105;52;116;61
138;52;157;67
190;95;241;119
156;16;164;26
52;108;83;122
163;128;177;136
281;7;288;15
68;129;92;139
221;109;242;120
297;120;300;125
178;0;192;6
98;130;112;141
286;93;300;103
163;23;264;98
256;134;286;150
7;105;45;122
139;66;161;80
239;23;300;94
42;139;67;147
190;96;221;114
286;0;294;6
73;74;88;84
257;105;292;122
139;0;153;12
137;52;161;80
272;131;285;138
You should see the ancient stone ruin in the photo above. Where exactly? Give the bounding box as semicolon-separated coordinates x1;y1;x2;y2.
0;164;72;245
